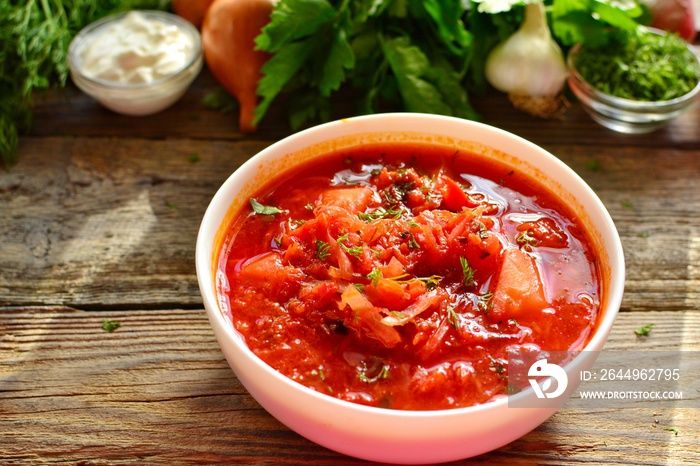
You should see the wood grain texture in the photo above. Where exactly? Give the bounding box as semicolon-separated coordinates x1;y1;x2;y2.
1;308;698;465
28;69;700;150
3;69;700;464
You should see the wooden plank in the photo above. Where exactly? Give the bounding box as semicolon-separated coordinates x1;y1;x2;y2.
27;70;700;150
1;308;697;464
3;136;700;310
1;137;268;308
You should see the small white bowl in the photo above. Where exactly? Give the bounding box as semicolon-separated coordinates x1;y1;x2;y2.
68;10;203;116
196;113;625;463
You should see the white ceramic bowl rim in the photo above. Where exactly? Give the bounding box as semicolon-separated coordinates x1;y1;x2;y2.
68;10;202;90
196;112;626;419
567;28;700;109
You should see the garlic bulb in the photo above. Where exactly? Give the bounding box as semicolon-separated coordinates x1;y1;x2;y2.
485;2;569;117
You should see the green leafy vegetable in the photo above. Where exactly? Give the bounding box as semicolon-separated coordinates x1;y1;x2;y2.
358;206;404;222
634;323;654;337
316;239;331;261
573;27;700;101
252;0;645;130
550;0;642;48
357;359;390;383
477;291;494;312
254;0;477;130
337;233;363;257
446;305;460;328
102;319;121;332
250;198;284;215
0;0;171;167
201;88;238;114
460;257;475;287
367;267;382;287
516;230;538;248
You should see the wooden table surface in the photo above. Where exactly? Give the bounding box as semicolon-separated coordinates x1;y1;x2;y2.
2;69;699;465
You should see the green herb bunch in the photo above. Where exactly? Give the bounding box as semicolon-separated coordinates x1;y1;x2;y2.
253;0;479;130
0;0;171;167
253;0;646;131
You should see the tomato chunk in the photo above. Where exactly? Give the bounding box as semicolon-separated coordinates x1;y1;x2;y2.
320;186;374;212
238;253;304;300
439;176;469;212
490;247;547;321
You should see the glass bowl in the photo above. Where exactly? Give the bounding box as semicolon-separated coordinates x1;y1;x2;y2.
68;10;203;116
567;35;700;134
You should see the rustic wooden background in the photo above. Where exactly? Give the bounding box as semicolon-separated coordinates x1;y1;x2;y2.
1;69;699;464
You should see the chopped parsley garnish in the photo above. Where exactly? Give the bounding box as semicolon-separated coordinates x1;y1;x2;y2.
358;206;404;222
407;232;420;249
460;257;475;287
337;234;363;257
446;306;459;329
101;319;120;332
315;240;331;261
367;268;382;287
634;323;654;337
516;230;537;248
424;275;442;290
574;28;700;102
357;360;390;383
478;292;494;312
250;198;284;215
188;153;201;163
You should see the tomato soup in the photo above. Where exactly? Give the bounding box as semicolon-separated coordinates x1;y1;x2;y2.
217;142;600;410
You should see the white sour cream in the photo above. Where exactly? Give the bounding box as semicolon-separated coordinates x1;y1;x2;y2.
80;11;195;84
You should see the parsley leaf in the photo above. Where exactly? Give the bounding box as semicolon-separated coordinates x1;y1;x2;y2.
634;323;654;337
254;0;337;52
460;257;475;287
102;319;121;332
315;240;331;261
255;40;315;125
250;198;284;215
550;0;641;47
337;233;363;257
357;359;390;383
381;36;453;116
446;306;460;328
367;268;383;287
319;28;355;96
254;0;477;129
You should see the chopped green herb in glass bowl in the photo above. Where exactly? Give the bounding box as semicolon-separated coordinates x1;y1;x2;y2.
567;27;700;134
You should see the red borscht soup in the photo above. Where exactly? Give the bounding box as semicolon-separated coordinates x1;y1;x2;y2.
217;142;600;410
